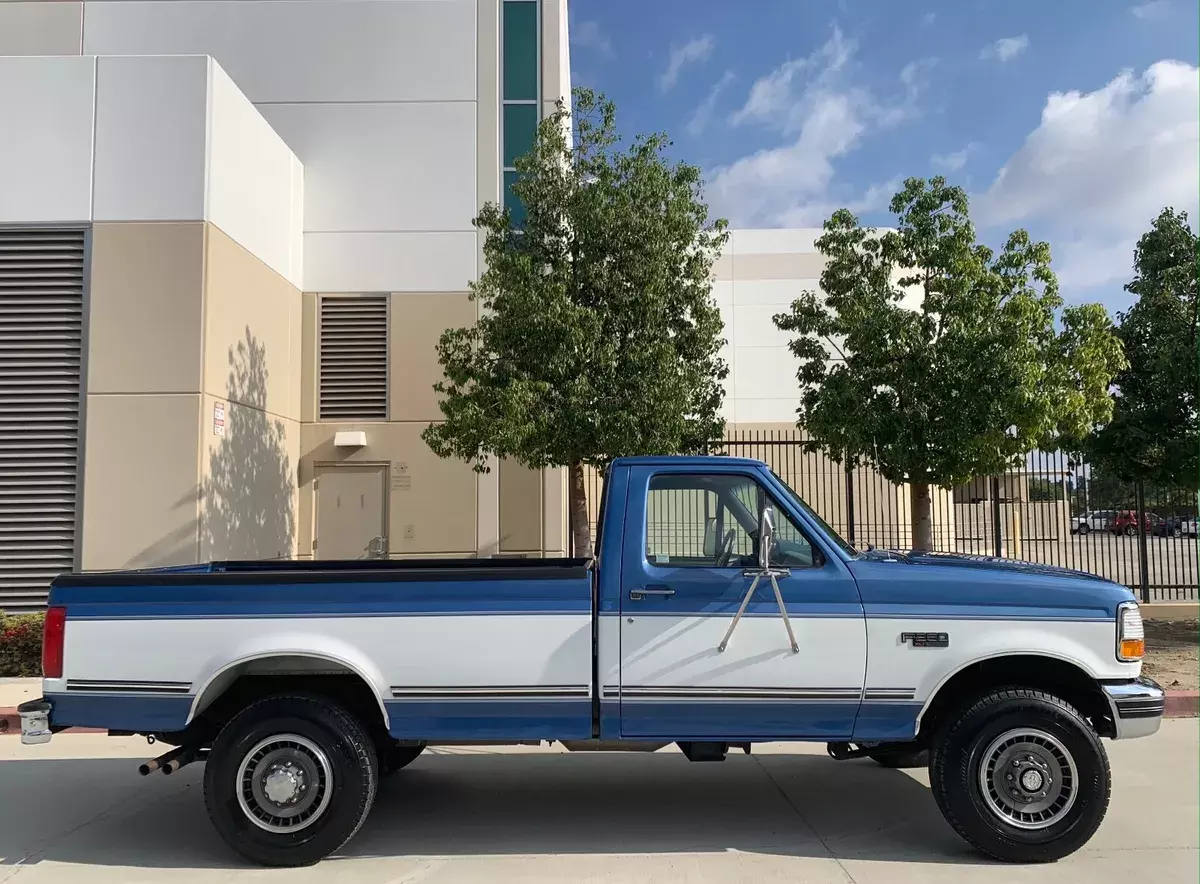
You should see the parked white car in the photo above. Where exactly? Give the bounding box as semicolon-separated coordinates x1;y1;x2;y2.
1072;510;1115;535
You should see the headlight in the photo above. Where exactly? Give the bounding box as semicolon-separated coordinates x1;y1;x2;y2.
1116;601;1145;662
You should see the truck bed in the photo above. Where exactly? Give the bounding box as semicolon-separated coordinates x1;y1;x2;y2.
45;557;597;740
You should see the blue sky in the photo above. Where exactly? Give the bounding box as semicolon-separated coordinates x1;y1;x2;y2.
567;0;1200;314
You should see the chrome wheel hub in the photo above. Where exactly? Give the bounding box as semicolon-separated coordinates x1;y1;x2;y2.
979;728;1077;830
236;734;333;833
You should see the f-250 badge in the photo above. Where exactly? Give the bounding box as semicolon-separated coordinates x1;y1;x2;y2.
901;632;950;648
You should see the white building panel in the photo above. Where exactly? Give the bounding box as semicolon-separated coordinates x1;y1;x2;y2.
207;60;305;288
732;397;803;425
92;56;208;223
733;277;820;306
731;304;794;349
82;0;477;104
260;101;476;235
731;228;822;255
0;56;95;224
303;231;477;293
0;1;82;56
731;345;802;404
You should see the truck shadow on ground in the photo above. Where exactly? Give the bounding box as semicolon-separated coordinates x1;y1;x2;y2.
0;750;990;871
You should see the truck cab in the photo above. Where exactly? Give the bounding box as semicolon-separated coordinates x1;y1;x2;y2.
20;455;1164;867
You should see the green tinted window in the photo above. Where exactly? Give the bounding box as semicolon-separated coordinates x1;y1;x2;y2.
503;104;538;168
503;1;538;101
504;171;527;227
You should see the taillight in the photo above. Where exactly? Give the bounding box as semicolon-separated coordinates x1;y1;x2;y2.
42;606;66;679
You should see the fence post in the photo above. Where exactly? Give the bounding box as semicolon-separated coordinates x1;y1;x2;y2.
1136;479;1150;603
845;460;856;547
991;476;1003;558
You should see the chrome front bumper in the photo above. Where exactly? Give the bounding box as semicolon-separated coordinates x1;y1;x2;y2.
18;699;52;745
1101;677;1165;740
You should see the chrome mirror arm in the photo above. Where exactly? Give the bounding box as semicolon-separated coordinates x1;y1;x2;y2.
717;565;798;654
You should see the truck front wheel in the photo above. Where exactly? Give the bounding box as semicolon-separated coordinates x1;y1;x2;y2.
204;694;379;867
929;688;1110;863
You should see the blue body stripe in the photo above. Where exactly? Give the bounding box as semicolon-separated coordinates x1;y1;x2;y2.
51;578;592;620
384;699;593;741
852;702;924;741
43;691;922;745
47;693;193;732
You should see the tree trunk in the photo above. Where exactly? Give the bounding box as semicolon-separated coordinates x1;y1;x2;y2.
568;460;593;559
910;482;934;552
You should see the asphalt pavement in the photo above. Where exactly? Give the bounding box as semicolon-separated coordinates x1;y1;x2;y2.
0;721;1196;883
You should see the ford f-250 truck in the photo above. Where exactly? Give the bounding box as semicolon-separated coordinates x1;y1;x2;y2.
19;456;1163;867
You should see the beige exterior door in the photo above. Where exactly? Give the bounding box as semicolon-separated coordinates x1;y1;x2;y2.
314;465;388;559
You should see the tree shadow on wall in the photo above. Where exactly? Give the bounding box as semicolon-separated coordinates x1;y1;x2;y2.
201;328;296;561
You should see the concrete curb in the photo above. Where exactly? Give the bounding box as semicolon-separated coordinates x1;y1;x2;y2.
4;693;1199;736
1163;690;1200;718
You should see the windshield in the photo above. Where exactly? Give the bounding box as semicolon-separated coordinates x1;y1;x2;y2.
770;469;859;558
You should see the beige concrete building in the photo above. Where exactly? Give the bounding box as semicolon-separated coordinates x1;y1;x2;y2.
0;0;572;611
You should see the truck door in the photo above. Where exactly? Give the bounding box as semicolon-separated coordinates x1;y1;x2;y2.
617;465;867;740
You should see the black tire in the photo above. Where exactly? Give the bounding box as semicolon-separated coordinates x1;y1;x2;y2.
204;693;379;867
929;688;1110;863
1076;524;1089;536
1124;525;1137;537
867;746;929;769
380;743;426;777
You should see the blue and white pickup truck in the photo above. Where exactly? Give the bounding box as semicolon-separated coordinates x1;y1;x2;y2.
20;455;1163;867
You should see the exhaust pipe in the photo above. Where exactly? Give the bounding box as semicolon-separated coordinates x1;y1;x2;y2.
161;747;206;775
139;745;185;776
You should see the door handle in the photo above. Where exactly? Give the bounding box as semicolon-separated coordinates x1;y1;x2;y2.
630;586;675;601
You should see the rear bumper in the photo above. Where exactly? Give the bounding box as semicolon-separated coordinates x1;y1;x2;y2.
17;699;53;745
1101;677;1165;740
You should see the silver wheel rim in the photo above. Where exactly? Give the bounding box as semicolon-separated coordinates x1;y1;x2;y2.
978;728;1078;830
236;734;333;833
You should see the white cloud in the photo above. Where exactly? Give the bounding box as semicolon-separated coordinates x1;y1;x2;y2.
572;20;614;58
710;28;931;227
659;35;715;93
687;70;736;137
931;143;976;173
1130;0;1170;18
980;35;1030;62
975;60;1199;291
729;26;857;132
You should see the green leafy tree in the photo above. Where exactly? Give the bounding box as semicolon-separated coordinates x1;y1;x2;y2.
423;88;728;557
773;177;1126;551
1088;208;1198;487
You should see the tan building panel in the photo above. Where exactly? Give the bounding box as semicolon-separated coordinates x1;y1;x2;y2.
728;251;828;281
499;457;542;554
203;223;301;421
388;291;475;422
80;393;202;571
298;422;478;558
199;392;300;562
86;222;205;395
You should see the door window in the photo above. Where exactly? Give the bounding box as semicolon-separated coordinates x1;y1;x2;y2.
645;473;820;569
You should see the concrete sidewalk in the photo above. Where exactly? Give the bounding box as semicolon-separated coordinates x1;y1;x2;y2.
0;720;1195;883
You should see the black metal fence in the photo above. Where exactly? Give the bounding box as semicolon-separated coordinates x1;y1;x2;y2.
586;430;1199;603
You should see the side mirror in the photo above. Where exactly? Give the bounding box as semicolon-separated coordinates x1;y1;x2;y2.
758;505;776;570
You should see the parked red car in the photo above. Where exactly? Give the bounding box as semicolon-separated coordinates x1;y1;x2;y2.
1110;510;1153;536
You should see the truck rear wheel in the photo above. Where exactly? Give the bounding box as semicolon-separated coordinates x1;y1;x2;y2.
204;693;379;867
929;688;1110;863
